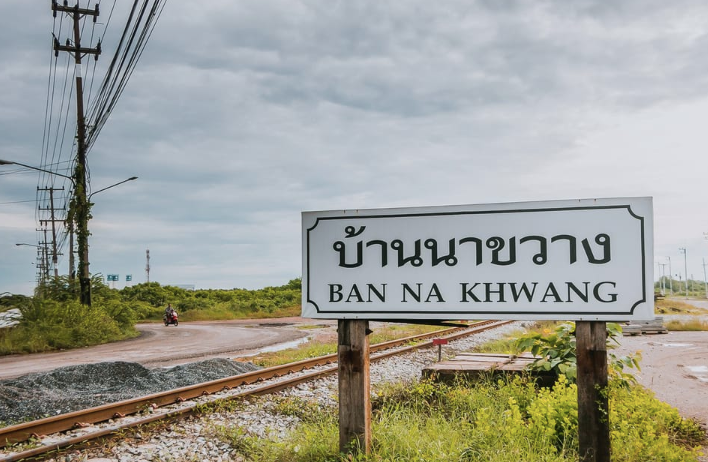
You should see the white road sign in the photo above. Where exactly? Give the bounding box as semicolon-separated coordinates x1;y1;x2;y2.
302;197;654;321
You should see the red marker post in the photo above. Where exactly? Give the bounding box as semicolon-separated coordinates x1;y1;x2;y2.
432;338;448;362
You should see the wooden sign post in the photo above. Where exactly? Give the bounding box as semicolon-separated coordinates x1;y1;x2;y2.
576;321;610;462
338;319;371;455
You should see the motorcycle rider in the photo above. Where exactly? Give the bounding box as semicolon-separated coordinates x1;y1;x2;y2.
164;303;176;322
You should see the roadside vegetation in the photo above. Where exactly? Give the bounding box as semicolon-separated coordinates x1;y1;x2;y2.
655;278;708;300
0;277;302;355
244;323;448;368
665;318;708;331
215;377;703;462
654;296;708;331
655;297;708;315
212;323;705;462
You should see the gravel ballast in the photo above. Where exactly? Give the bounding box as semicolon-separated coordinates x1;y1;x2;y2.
0;359;260;424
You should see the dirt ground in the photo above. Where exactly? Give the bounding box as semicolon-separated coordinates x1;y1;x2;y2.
614;330;708;428
0;317;332;380
614;300;708;459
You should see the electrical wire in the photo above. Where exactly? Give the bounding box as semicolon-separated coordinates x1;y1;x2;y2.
30;0;168;278
86;0;167;151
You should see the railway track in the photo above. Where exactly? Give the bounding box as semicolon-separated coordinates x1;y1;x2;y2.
0;320;511;461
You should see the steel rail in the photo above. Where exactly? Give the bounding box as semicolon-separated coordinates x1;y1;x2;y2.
0;320;510;461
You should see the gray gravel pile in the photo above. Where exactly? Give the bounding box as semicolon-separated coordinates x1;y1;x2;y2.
0;359;260;425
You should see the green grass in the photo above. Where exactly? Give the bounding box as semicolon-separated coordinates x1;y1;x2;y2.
368;323;448;344
242;323;448;367
0;298;139;355
247;342;337;368
210;376;705;462
665;319;708;331
472;321;561;355
656;298;708;315
177;304;301;322
295;324;330;330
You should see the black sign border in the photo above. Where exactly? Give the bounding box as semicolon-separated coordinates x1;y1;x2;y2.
305;204;647;317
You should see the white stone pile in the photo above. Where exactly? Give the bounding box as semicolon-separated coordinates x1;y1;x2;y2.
0;308;21;329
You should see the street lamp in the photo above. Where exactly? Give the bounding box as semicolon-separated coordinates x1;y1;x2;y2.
2;158;137;306
0;159;73;181
88;177;138;200
679;248;688;299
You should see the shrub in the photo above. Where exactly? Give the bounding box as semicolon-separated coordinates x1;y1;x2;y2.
515;322;640;387
0;298;136;354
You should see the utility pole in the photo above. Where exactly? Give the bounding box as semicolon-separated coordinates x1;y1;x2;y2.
667;256;673;295
52;1;101;306
703;258;707;299
679;248;688;299
146;249;151;283
38;228;51;282
35;245;47;286
38;186;65;278
68;219;75;281
658;263;667;296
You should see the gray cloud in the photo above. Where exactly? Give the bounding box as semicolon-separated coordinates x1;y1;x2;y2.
2;0;708;293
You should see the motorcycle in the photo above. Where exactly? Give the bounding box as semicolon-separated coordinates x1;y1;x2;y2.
164;310;179;326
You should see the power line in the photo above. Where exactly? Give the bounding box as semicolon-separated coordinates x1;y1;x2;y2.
19;0;168;286
86;0;167;152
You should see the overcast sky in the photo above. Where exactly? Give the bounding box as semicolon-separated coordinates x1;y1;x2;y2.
1;0;708;296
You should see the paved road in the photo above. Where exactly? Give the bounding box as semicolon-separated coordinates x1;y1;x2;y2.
0;318;317;380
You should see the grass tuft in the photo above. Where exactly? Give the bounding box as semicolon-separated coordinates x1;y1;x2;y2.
655;298;708;315
665;319;708;331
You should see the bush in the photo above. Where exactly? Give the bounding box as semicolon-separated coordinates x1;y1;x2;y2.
515;322;640;387
0;298;137;354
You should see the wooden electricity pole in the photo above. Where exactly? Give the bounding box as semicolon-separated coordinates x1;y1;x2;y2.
38;186;64;278
52;1;101;305
38;228;51;282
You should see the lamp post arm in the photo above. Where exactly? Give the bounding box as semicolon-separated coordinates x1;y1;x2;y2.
0;158;74;184
88;176;138;200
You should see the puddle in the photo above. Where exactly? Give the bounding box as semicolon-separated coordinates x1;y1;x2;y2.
239;336;312;357
686;365;708;374
659;343;693;348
